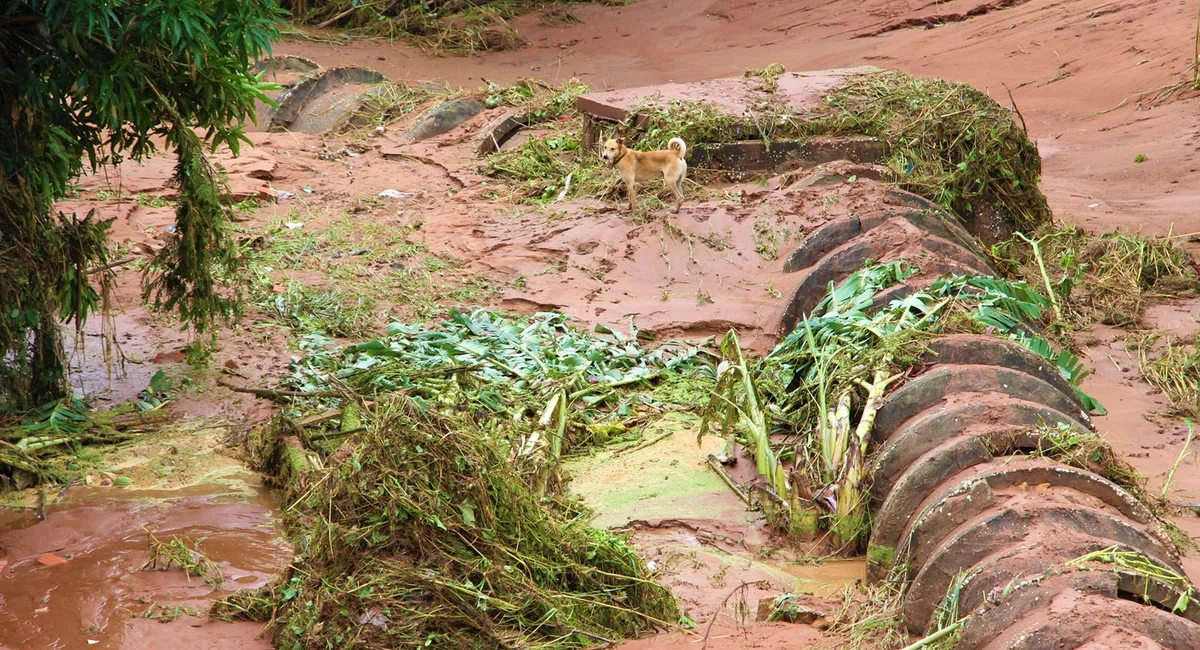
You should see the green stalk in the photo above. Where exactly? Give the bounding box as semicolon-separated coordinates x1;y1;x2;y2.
1162;419;1195;500
898;620;965;650
1015;231;1065;323
833;362;902;548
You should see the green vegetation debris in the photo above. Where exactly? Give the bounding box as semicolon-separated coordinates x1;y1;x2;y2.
284;1;625;55
142;532;223;587
1141;338;1200;418
802;70;1050;231
285;310;704;464
0;379;171;490
1068;545;1195;613
704;260;1102;548
992;225;1197;328
224;397;678;648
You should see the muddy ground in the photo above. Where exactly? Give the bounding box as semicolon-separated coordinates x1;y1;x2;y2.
3;0;1200;648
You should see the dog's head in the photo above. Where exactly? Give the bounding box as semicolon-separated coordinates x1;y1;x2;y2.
601;136;625;163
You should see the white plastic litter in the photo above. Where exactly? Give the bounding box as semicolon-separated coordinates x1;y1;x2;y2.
378;189;415;199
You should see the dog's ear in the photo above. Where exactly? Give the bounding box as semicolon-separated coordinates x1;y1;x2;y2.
617;136;625;145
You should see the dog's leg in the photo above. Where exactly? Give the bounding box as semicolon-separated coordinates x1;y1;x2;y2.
666;172;684;213
627;178;637;212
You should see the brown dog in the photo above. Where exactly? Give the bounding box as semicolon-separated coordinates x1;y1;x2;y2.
601;136;687;213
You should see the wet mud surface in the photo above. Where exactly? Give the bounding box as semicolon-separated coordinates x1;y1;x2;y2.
0;480;288;650
12;0;1200;647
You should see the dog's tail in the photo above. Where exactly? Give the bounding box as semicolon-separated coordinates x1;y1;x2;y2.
668;137;687;159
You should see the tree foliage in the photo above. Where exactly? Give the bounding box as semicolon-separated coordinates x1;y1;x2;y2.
0;0;285;409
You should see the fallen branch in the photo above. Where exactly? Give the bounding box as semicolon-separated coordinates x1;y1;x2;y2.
87;256;139;275
706;454;751;506
217;378;344;400
614;429;672;458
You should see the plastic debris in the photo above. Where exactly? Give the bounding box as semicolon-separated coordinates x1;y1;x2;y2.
378;189;414;199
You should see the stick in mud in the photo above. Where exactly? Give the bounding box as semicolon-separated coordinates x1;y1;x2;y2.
217;378;345;400
706;454;751;505
701;580;771;650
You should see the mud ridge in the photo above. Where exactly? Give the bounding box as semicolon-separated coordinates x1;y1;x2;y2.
854;0;1034;38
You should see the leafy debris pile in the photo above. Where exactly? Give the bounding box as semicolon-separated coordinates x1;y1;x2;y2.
216;310;701;647
285;310;704;473
219;397;678;649
992;225;1198;327
0;372;173;489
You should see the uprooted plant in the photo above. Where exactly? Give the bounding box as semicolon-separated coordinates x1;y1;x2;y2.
703;261;1103;550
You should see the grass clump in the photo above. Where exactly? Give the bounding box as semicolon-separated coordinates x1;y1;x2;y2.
262;282;380;339
484;78;591;125
745;63;786;93
141;532;223;587
992;225;1197;327
1141;337;1200;418
1027;421;1146;496
214;310;698;647
339;81;453;134
1068;545;1195;612
220;397;679;649
803;70;1050;232
284;1;625;55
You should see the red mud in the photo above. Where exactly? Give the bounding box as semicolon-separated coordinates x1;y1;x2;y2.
19;0;1200;648
0;481;288;650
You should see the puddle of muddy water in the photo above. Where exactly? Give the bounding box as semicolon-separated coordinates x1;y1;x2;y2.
0;473;289;650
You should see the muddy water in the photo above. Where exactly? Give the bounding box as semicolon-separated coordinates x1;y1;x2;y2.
0;477;290;650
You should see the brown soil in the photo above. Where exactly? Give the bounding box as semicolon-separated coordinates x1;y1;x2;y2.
8;0;1200;648
0;481;286;649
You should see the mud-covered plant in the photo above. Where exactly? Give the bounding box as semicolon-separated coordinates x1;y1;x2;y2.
745;63;786;93
142;532;223;587
0;0;284;408
219;396;679;649
805;70;1051;231
1068;545;1195;613
993;225;1197;328
1141;338;1200;417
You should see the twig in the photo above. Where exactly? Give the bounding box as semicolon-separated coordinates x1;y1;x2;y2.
87;256;139;275
701;581;770;650
217;378;343;400
1003;83;1027;135
614;430;672;458
316;5;358;29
